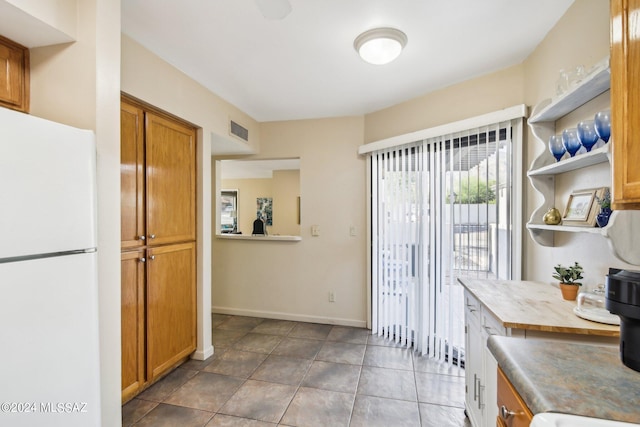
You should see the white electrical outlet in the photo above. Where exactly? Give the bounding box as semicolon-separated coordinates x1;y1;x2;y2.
311;225;320;236
349;226;356;236
329;291;335;302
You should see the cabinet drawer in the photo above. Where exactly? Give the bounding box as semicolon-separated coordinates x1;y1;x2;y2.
497;367;533;427
483;307;506;337
465;291;481;321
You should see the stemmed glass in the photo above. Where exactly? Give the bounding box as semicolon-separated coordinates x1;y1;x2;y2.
594;109;611;143
562;128;582;157
577;120;600;152
548;135;566;161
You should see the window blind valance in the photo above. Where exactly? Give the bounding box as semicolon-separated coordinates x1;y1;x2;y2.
359;104;528;155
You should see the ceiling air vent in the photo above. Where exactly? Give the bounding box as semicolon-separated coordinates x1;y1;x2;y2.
230;120;249;142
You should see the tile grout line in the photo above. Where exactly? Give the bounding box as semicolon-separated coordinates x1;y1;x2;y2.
132;316;469;426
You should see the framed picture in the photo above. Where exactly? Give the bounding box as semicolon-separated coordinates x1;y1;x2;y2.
256;197;273;226
562;187;605;227
220;189;238;233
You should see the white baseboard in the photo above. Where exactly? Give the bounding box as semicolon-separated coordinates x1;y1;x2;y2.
191;345;214;361
211;306;367;329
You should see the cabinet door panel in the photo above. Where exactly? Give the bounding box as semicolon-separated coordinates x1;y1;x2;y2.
121;250;146;402
611;0;640;208
0;35;29;112
465;309;484;427
145;113;196;245
121;101;146;248
497;368;533;427
146;242;196;381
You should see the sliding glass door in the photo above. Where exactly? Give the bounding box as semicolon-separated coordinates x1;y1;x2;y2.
370;119;522;365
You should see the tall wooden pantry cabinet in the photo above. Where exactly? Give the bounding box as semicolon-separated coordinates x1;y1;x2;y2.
120;95;197;402
611;0;640;209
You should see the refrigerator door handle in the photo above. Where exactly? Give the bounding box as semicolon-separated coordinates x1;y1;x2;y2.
0;248;96;264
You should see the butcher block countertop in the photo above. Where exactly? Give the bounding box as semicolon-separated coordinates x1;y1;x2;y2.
458;278;619;337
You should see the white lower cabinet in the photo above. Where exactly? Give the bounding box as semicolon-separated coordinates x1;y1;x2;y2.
463;286;618;427
465;290;502;427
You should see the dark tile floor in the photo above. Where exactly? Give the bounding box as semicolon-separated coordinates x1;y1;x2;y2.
123;315;471;427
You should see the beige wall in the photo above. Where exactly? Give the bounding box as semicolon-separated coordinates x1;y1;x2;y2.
522;0;637;285
212;117;367;326
210;0;625;327
3;0;77;42
28;0;121;425
223;170;300;236
363;0;635;288
273;170;301;236
121;35;260;155
364;64;525;143
122;34;268;362
222;178;273;234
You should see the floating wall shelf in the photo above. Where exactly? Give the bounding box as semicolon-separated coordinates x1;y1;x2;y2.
527;59;640;266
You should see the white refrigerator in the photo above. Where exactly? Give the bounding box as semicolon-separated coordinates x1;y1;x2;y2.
0;107;102;426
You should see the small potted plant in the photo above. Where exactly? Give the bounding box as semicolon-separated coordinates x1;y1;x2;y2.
595;188;612;228
552;262;584;301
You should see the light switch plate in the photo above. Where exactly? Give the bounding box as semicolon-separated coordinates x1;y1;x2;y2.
311;225;320;236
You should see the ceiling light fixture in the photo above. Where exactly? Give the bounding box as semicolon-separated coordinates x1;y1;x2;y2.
354;27;408;65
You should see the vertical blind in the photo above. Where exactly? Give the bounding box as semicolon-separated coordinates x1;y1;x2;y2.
370;118;521;365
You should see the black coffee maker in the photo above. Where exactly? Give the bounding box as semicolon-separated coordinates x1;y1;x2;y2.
605;268;640;372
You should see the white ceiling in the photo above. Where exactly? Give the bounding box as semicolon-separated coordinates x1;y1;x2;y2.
122;0;574;123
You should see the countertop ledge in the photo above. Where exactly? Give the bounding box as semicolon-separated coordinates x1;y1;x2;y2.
459;278;619;337
216;234;302;242
488;336;640;424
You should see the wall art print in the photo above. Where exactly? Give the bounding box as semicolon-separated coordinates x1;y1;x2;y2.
256;197;273;226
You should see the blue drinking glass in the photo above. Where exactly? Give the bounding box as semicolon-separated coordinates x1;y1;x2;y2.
548;134;566;161
577;120;600;152
562;128;581;157
594;109;611;143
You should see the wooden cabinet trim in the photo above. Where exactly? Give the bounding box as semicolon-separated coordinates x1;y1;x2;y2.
121;93;197;130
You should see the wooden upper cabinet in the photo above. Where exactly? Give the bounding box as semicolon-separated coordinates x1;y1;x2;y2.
611;0;640;209
0;35;29;113
120;97;196;246
121;101;146;249
145;112;196;245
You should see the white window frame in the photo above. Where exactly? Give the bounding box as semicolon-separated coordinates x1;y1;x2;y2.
361;105;527;330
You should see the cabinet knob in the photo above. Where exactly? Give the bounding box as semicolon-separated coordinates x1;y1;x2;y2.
139;235;146;241
150;255;155;260
149;234;156;239
500;405;520;420
140;257;146;263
